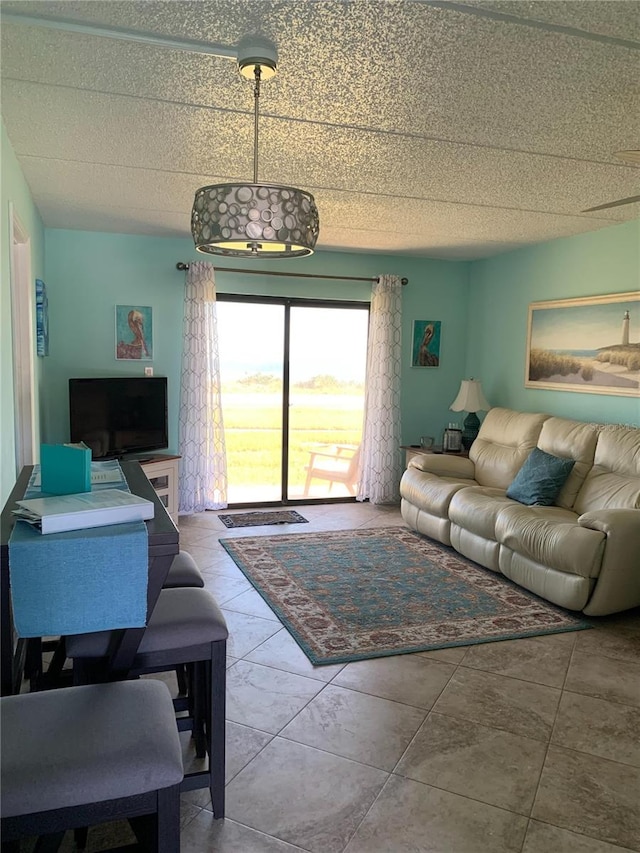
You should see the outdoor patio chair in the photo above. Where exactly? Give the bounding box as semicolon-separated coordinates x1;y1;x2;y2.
303;444;361;496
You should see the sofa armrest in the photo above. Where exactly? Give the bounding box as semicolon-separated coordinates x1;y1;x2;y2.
408;454;476;480
578;509;640;615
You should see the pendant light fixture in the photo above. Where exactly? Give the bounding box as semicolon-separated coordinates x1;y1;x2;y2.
191;38;319;258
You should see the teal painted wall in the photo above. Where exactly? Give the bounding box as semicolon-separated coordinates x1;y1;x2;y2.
43;230;470;453
467;221;640;426
0;122;45;503
4;165;635;505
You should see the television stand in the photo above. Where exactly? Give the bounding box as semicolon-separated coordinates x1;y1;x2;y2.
137;455;180;526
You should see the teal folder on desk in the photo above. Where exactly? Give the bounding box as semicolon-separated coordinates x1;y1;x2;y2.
40;443;91;495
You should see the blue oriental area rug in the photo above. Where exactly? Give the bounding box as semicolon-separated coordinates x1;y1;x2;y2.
219;526;592;665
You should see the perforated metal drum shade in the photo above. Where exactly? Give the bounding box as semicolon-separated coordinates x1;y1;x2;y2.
191;182;319;258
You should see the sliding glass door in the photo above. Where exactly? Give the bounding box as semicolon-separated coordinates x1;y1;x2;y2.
217;296;368;505
287;305;368;500
217;299;285;504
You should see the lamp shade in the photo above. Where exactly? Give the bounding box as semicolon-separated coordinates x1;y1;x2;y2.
191;44;319;259
450;379;490;413
192;183;319;258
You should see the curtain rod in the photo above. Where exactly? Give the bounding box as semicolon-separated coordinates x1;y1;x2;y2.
176;262;408;286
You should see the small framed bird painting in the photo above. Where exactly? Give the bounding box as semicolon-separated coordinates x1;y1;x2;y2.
411;320;441;368
115;305;153;361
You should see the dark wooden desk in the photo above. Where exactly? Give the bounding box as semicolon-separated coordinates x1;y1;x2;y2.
0;461;179;696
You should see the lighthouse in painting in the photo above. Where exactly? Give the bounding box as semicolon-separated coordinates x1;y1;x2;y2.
622;310;630;345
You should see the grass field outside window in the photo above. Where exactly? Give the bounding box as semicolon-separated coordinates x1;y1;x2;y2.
221;376;364;502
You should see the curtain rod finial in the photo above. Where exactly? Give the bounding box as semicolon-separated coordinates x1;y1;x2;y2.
176;262;190;271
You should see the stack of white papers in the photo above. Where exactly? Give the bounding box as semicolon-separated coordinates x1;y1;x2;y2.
13;489;155;534
32;462;126;488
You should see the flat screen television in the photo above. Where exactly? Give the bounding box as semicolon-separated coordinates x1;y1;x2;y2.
69;377;168;459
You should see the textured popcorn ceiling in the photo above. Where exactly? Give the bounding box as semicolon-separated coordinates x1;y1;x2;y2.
1;0;638;259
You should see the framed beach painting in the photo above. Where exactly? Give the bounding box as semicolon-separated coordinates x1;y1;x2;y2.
411;320;441;367
115;305;153;360
525;292;640;397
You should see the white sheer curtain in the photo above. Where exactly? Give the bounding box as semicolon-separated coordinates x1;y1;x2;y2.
357;274;403;504
178;261;227;513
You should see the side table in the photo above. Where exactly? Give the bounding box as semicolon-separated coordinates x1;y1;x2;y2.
400;445;470;467
138;455;180;526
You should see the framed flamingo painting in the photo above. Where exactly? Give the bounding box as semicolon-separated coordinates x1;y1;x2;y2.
115;305;153;360
411;320;441;367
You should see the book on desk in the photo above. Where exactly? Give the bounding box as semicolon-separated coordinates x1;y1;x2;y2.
12;488;155;534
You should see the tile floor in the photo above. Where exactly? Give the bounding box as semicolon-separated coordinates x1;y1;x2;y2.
85;502;640;851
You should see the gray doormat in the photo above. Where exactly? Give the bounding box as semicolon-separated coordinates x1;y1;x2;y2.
218;510;309;529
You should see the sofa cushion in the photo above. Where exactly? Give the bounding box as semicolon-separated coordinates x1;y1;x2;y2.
496;504;606;579
449;487;515;541
506;448;575;506
574;425;640;513
537;417;599;509
499;551;595;611
399;468;476;518
470;408;548;489
407;453;475;480
450;525;502;572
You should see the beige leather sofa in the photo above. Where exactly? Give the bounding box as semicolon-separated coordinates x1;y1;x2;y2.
400;408;640;615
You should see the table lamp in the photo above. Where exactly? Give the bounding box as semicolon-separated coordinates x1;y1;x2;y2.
450;379;491;450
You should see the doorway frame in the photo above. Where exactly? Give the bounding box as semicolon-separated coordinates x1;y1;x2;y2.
217;293;369;507
9;203;36;473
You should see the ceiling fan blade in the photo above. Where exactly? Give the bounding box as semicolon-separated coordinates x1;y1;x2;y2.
582;195;640;213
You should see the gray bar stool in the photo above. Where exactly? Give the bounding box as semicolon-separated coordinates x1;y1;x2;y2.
1;680;183;852
163;550;205;696
65;587;228;818
163;551;205;590
24;551;204;693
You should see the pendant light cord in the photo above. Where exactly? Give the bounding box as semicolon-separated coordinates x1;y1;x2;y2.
253;65;261;184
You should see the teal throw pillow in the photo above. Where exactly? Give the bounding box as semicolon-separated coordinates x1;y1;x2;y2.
506;447;575;507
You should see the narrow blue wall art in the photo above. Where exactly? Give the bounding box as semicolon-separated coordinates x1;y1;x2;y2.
35;279;49;356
